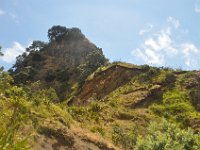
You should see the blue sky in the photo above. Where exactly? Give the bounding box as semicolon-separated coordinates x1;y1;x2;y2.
0;0;200;70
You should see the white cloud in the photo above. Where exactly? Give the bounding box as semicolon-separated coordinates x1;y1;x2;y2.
144;38;160;51
181;43;199;67
182;43;198;57
139;24;153;35
1;42;25;63
0;8;18;21
158;29;173;50
0;9;6;16
132;16;200;69
195;0;200;13
132;48;164;65
167;16;180;29
133;26;178;66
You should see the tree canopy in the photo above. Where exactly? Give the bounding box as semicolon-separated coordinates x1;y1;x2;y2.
48;25;67;42
26;41;47;52
0;46;3;56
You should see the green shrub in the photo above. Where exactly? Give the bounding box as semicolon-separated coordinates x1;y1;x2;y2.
68;105;101;123
0;87;30;149
109;98;119;107
150;89;197;125
163;89;189;104
112;125;135;149
140;64;150;71
68;106;90;122
137;67;160;83
164;72;176;87
91;126;105;136
45;70;56;82
135;119;200;150
190;89;200;111
90;102;102;113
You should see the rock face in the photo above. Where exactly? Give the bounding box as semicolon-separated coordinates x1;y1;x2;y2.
11;27;108;100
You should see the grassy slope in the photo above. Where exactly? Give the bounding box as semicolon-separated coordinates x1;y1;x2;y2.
1;63;200;149
67;63;200;149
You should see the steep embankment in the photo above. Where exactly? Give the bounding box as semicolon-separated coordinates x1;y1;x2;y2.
0;75;118;150
34;120;117;150
70;63;143;105
1;63;200;149
69;63;200;148
3;25;200;149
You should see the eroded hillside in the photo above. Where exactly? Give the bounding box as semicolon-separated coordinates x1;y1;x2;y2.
68;63;200;149
0;26;200;150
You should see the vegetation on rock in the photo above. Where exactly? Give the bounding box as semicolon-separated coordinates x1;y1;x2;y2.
1;27;200;149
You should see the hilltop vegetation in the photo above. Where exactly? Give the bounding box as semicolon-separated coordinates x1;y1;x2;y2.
0;26;200;149
9;25;108;100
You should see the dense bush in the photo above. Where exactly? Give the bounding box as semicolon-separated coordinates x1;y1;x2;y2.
112;125;135;149
45;69;56;82
135;119;200;150
0;74;30;149
67;103;103;123
150;89;197;125
137;67;160;83
0;72;71;149
190;89;200;111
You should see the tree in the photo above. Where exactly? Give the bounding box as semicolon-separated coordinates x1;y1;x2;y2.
13;52;27;69
87;49;108;69
0;72;14;94
26;41;47;52
0;46;4;71
0;46;3;56
78;49;108;87
48;25;67;42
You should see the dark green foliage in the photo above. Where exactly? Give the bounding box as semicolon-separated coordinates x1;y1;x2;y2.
45;69;56;82
31;51;46;62
137;67;160;83
48;26;85;42
44;69;70;83
78;49;108;87
0;45;3;56
190;89;200;111
13;52;27;69
48;25;67;42
56;69;70;82
78;64;94;87
164;72;176;85
65;27;85;40
140;64;150;71
26;41;47;52
12;52;46;82
86;49;108;69
13;66;37;84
